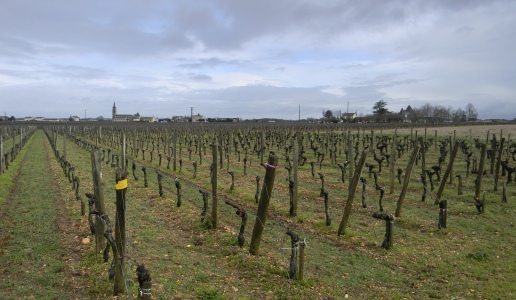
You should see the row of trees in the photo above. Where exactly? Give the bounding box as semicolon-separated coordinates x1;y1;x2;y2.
322;101;479;123
368;100;479;123
414;102;478;122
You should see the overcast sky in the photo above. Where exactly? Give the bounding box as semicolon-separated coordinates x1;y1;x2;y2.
1;0;515;120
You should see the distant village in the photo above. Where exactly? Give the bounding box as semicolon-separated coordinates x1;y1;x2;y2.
0;101;511;123
1;102;240;123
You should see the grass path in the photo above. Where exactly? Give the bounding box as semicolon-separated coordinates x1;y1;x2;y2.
0;130;88;299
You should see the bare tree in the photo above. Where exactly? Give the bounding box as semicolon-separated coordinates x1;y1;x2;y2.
465;103;478;121
419;103;434;120
452;108;466;122
433;105;451;122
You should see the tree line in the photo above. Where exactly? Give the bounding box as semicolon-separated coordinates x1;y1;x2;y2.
366;100;479;123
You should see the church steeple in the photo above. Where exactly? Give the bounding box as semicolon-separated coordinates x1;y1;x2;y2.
112;101;117;119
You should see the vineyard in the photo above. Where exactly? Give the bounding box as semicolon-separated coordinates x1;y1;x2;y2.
1;122;516;299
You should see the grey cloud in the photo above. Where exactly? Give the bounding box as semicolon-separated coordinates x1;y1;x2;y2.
186;74;212;81
177;57;245;69
47;64;107;79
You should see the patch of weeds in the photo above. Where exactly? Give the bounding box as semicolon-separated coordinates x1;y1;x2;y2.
201;217;213;230
274;289;288;299
139;227;158;242
194;273;210;283
265;263;288;278
466;252;489;261
220;233;241;248
294;278;316;288
80;252;113;295
196;287;225;300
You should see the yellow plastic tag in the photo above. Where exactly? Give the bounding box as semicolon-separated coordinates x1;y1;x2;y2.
115;179;128;190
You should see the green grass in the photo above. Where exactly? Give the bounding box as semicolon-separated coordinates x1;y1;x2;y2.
0;131;74;299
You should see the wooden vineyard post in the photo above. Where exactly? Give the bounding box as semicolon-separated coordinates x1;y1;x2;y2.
419;137;427;201
435;141;460;205
249;153;278;255
219;132;223;170
292;138;298;217
494;138;505;192
394;142;420;218
389;129;397;194
298;239;306;281
438;200;447;229
260;130;265;165
91;150;106;253
211;141;218;229
114;168;128;295
63;130;67;161
53;128;57;150
0;135;3;175
449;131;455;184
474;144;487;212
338;149;368;236
173;130;177;171
348;132;354;186
434;130;437;152
121;132;126;170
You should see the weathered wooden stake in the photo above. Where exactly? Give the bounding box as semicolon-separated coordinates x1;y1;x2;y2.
211;142;218;229
474;144;487;212
338;149;368;236
1;135;4;175
173;131;177;171
394;142;420;217
502;182;507;203
249;153;278;255
254;176;260;203
438;200;447;229
292;138;298;217
114;168;128;295
348;133;354;186
435;141;460;205
298;239;306;281
91;150;106;254
389;129;397;194
494;138;505;191
122;133;126;170
63;130;67;161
